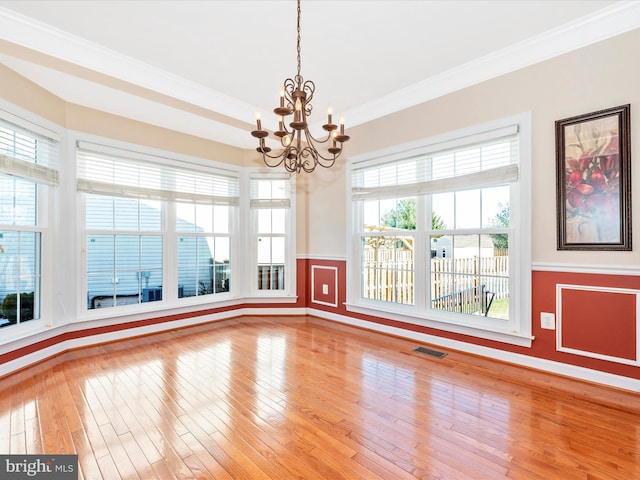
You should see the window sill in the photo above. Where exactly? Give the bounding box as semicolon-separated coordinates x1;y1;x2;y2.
243;295;299;303
0;319;56;348
345;302;534;348
0;294;300;358
76;293;299;324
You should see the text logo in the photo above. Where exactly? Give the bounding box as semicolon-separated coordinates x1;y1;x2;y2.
0;455;78;479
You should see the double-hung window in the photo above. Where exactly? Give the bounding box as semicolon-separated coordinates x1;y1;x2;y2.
77;142;239;311
0;114;58;328
175;170;236;298
250;174;292;293
349;114;531;344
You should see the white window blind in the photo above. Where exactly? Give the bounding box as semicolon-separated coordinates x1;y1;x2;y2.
352;125;518;201
250;174;291;209
77;142;240;205
0;115;59;186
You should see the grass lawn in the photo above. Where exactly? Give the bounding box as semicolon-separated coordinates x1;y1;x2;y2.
488;297;509;319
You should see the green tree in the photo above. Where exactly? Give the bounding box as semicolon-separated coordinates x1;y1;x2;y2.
1;292;35;325
489;203;509;249
381;199;416;229
380;199;446;231
431;211;446;231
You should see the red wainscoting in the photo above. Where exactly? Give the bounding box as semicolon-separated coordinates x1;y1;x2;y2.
559;287;636;362
2;258;639;383
311;265;339;307
532;270;639;378
302;258;347;315
303;259;640;381
0;262;310;368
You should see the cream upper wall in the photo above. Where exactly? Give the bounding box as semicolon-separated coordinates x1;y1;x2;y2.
64;104;245;165
2;30;639;265
0;64;246;166
0;61;307;257
0;63;66;125
301;28;640;264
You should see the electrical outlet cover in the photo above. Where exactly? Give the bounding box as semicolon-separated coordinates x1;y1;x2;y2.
540;312;555;330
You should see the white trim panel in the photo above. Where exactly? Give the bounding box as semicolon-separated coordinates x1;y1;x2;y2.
311;265;339;308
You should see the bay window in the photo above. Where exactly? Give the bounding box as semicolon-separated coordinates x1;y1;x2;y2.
77;142;238;311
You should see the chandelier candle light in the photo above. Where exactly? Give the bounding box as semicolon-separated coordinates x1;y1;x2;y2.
251;0;350;173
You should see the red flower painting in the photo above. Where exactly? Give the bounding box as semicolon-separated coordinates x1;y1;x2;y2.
562;116;622;244
556;105;630;250
565;124;620;242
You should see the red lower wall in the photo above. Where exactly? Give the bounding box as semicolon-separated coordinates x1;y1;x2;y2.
2;258;639;383
0;261;308;366
304;258;640;380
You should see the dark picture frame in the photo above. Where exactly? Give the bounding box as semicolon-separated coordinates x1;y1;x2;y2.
556;104;631;250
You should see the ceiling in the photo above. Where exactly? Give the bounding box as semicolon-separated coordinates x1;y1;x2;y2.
0;1;638;150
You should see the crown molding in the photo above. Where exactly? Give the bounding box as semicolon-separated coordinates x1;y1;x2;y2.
346;1;640;126
1;2;639;135
0;6;256;124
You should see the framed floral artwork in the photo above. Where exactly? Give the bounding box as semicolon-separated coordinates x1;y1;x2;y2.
556;104;631;250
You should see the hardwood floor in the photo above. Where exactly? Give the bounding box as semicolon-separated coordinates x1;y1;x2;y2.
0;315;638;479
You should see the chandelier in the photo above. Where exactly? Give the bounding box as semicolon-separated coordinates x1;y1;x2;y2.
251;0;350;173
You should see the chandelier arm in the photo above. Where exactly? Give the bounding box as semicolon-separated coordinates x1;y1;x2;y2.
300;146;335;172
298;145;317;173
260;145;292;161
302;127;341;163
283;78;297;108
258;150;286;165
304;129;332;145
250;0;349;174
301;80;315;111
259;150;298;173
275;123;293;147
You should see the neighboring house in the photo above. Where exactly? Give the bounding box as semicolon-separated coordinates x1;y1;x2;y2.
85;197;229;309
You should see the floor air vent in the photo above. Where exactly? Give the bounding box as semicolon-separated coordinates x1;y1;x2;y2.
413;346;447;359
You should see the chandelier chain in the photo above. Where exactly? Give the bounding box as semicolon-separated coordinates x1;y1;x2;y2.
250;0;349;173
296;0;301;80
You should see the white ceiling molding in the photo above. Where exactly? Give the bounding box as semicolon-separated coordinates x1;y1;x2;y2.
346;0;640;126
0;6;256;124
0;2;638;147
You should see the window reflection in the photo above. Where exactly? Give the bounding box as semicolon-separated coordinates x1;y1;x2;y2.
256;335;286;419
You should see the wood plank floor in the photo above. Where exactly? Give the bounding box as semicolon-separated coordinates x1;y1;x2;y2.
1;315;638;479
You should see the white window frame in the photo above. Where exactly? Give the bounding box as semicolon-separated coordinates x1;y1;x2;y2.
76;136;240;318
346;113;532;347
245;170;297;299
0;102;61;336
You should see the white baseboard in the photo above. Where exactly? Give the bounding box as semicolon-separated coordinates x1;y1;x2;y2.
0;307;306;377
306;308;640;393
2;305;638;394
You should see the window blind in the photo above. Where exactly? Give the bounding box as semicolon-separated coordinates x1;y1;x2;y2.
250;174;291;209
0;116;59;186
77;142;240;205
352;125;518;201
